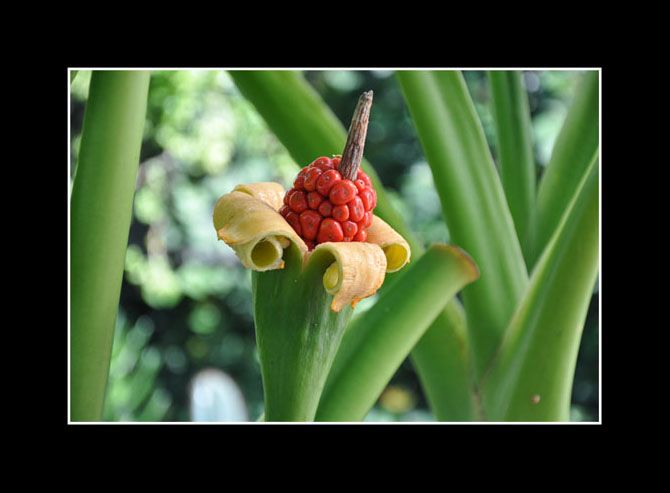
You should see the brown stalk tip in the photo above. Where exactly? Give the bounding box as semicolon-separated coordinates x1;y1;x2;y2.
339;90;374;181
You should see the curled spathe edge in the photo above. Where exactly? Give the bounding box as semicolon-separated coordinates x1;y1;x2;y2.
213;182;411;312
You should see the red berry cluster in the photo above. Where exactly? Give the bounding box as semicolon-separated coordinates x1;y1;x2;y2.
279;156;377;250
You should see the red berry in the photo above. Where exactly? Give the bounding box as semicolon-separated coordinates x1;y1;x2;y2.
293;175;306;190
354;179;366;192
279;205;289;218
305;240;315;250
332;204;349;222
288;190;308;213
329;180;358;205
358;171;372;188
318;200;333;217
317;219;344;243
307;191;323;210
312;156;334;172
342;220;358;238
294;167;310;189
363;211;373;228
343;236;352;242
299;210;321;240
285;211;302;236
353;229;367;242
332;156;341;169
348;196;365;222
303;167;323;191
359;188;374;211
316;169;341;196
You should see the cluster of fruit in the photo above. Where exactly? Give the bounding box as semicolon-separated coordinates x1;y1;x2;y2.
279;156;377;250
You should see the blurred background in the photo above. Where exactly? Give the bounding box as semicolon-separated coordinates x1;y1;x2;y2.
69;70;599;422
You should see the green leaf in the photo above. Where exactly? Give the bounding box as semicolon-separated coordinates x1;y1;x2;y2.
252;244;353;421
315;244;479;422
482;151;599;421
70;70;79;83
488;71;536;263
70;71;151;421
230;70;476;419
530;71;599;267
397;71;528;376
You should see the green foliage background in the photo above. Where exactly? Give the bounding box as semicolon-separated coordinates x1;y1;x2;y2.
69;70;599;422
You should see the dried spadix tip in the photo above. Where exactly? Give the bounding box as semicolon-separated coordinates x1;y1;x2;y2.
339;90;374;181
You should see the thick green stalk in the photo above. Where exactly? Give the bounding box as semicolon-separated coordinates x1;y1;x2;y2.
397;71;528;376
488;71;536;264
482;151;599;421
70;71;150;421
316;245;479;422
530;70;599;267
230;70;474;420
252;244;353;421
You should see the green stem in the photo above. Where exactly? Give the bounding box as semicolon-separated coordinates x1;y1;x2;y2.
410;306;476;421
70;71;150;421
488;71;536;264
